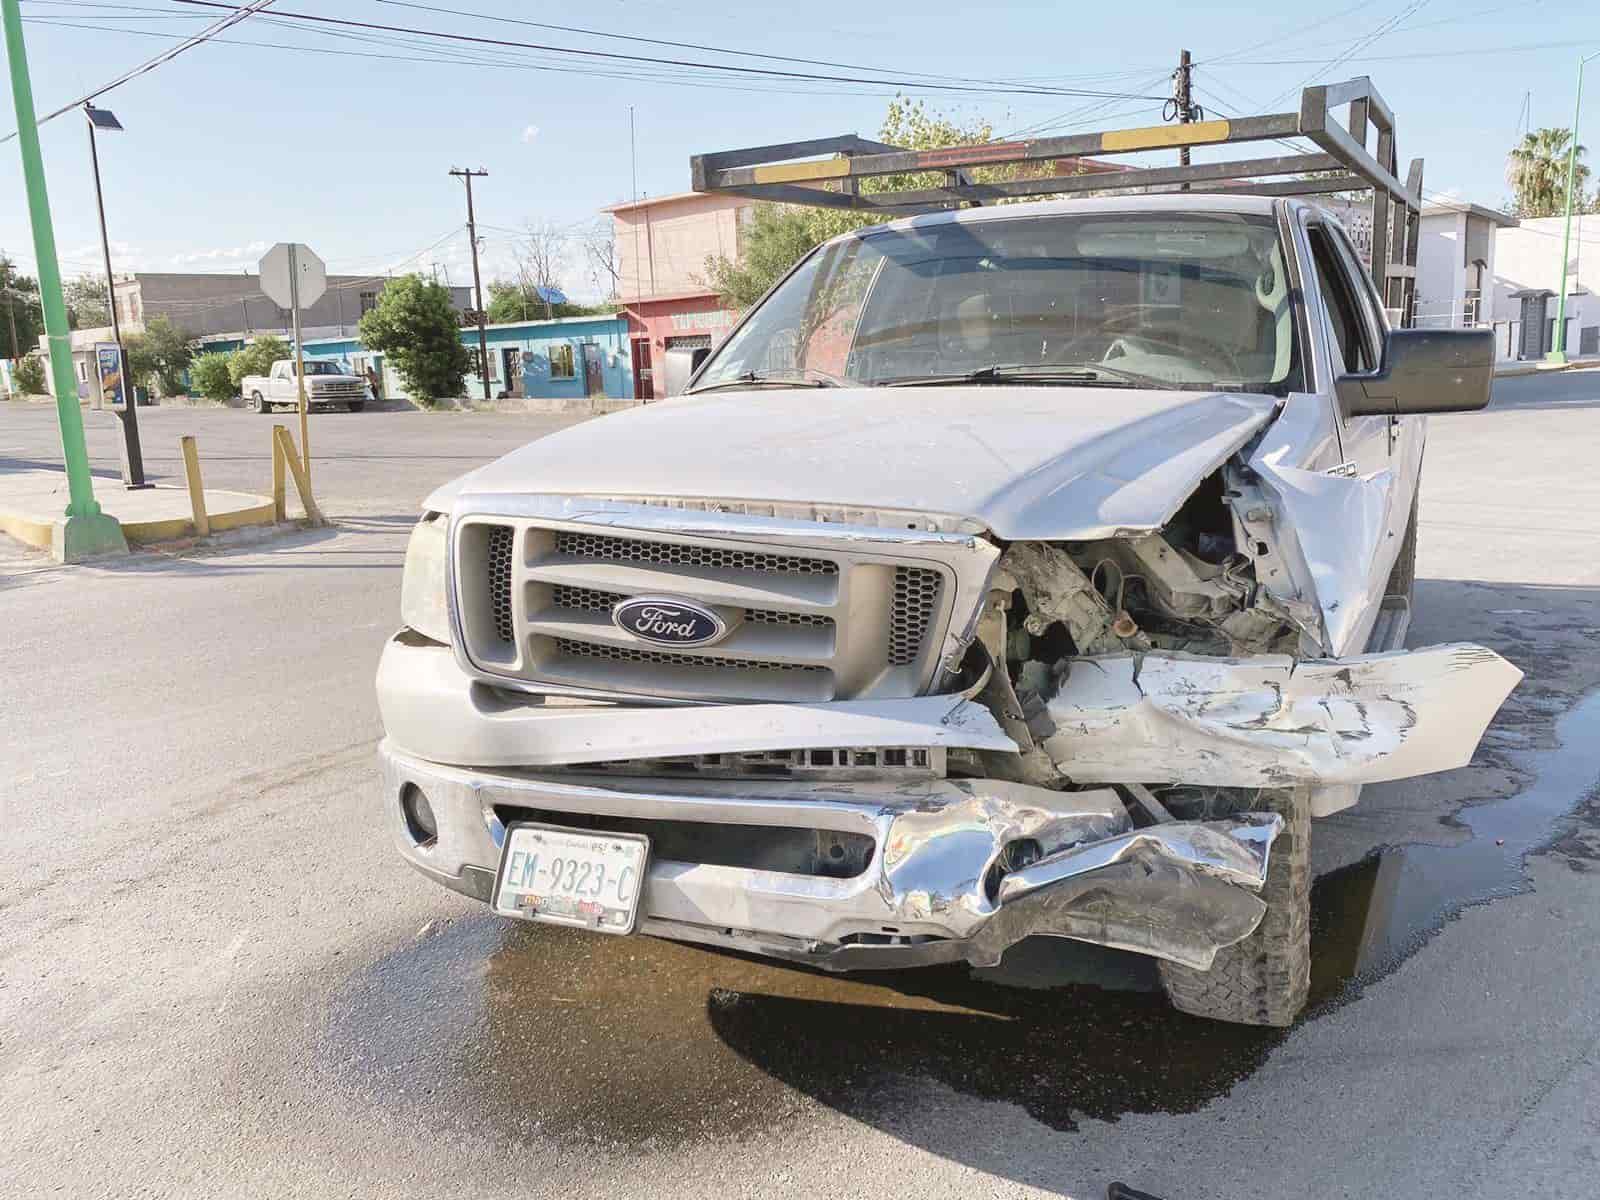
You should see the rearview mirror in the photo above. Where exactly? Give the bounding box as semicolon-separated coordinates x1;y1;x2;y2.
1336;327;1494;417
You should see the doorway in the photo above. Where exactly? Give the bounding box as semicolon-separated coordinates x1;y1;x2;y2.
582;342;604;399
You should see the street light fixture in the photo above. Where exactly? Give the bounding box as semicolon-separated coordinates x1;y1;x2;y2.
1547;49;1600;365
84;100;147;487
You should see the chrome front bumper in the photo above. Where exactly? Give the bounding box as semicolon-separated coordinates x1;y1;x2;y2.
380;739;1280;973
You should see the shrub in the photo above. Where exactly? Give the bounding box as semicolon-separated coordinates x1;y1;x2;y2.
123;316;192;396
189;352;236;403
357;274;471;405
13;355;46;395
228;335;289;387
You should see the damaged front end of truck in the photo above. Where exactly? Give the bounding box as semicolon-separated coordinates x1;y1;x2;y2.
378;410;1519;1020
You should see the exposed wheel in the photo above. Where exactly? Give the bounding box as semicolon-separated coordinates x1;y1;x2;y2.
346;400;366;413
1385;486;1419;602
251;391;270;413
1158;786;1310;1027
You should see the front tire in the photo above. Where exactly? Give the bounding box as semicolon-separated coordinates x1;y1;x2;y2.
1158;786;1311;1027
251;391;270;414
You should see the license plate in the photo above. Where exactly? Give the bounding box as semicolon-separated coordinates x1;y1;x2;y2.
492;823;650;934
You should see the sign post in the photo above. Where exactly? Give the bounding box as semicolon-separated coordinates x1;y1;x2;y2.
259;242;326;482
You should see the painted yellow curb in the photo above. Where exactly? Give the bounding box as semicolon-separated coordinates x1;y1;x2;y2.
120;500;278;545
0;510;54;550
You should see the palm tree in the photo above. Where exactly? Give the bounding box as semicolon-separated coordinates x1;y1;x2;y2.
1506;127;1591;218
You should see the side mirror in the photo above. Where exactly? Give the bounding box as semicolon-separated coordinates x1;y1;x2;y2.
660;346;711;396
1336;327;1494;417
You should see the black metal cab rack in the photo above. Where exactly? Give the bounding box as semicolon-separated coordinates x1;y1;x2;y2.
691;76;1421;321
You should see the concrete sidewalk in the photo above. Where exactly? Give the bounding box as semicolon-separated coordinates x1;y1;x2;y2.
0;466;276;556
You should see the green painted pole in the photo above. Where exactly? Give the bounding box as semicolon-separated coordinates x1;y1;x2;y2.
3;0;101;517
1549;51;1600;364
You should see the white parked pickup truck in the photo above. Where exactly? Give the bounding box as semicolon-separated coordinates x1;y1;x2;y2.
241;359;367;413
376;84;1521;1027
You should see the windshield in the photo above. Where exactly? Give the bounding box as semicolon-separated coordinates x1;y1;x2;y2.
692;211;1301;395
301;361;345;376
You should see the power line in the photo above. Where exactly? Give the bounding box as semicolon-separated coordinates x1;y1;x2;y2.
171;1;1175;101
17;15;1105;103
369;0;1108;93
0;0;277;144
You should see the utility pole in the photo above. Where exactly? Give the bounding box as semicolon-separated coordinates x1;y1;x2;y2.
3;286;17;360
1172;50;1197;188
85;102;146;487
2;0;125;558
449;167;492;401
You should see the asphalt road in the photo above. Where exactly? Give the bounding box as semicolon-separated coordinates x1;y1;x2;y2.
3;373;1600;1199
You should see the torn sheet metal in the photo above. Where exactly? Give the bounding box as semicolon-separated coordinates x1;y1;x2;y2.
1039;644;1523;787
966;816;1280;971
1244;404;1425;656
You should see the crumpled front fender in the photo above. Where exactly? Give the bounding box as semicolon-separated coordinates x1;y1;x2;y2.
1038;643;1522;788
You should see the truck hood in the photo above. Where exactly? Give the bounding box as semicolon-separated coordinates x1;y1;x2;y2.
446;385;1280;541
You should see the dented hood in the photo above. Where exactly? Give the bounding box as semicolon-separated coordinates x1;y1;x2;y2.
453;386;1279;540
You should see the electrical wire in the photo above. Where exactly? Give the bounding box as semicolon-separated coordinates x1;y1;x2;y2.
0;0;277;144
370;0;1111;93
171;0;1176;101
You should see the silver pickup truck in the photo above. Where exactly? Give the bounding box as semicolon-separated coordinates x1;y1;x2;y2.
376;184;1517;1027
242;359;367;413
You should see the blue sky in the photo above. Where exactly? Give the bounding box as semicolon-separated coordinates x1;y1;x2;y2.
1;0;1596;302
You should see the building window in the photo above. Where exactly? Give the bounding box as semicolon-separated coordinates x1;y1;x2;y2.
359;291;378;315
549;342;576;380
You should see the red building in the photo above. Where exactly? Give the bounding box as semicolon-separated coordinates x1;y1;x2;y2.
604;191;750;400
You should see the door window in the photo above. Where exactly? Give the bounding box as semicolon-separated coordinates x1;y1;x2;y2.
1307;225;1377;376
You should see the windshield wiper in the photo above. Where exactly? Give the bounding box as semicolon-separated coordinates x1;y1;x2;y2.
689;368;844;393
880;361;1165;388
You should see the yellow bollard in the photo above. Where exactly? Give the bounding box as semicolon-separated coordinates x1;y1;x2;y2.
271;424;325;526
180;435;211;538
271;424;287;522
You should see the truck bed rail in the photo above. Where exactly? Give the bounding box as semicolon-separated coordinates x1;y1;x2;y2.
691;76;1421;322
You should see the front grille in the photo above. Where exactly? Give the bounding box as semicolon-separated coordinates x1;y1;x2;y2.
890;567;942;666
555;531;837;576
555;638;824;674
455;515;969;703
486;526;515;643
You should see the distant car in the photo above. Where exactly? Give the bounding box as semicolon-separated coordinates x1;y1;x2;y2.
241;359;367;413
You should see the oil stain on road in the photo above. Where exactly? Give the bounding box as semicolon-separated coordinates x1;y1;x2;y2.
320;693;1600;1146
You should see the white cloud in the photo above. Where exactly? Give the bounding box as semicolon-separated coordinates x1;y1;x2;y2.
521;124;540;144
169;239;271;267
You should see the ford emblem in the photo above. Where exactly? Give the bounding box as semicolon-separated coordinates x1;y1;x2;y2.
612;596;728;647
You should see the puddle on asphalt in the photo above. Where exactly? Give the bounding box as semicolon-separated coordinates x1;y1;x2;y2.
320;693;1600;1144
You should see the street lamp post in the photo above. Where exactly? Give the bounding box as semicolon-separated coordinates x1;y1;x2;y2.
1548;49;1600;364
84;101;147;487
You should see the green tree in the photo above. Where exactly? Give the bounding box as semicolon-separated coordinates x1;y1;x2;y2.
357;273;472;405
227;335;290;387
486;280;614;324
189;352;236;402
1;253;44;360
1506;128;1590;218
13;354;46;395
63;275;111;329
123;316;192;396
703;98;1059;306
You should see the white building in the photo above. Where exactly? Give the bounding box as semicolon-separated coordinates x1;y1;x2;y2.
1417;204;1599;362
1487;214;1599;362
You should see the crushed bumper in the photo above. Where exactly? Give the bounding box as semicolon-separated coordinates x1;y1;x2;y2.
376;633;1517;971
381;740;1278;972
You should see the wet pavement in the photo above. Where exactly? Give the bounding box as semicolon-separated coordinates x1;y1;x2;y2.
320;696;1600;1148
